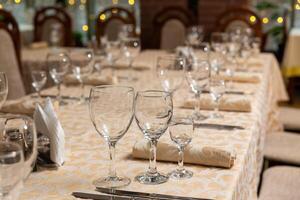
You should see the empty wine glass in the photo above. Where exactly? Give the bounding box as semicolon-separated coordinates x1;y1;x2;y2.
210;78;225;118
47;52;70;105
118;24;135;41
0;141;24;200
168;116;194;179
120;37;141;81
106;40;121;77
31;70;47;99
156;56;185;96
69;49;94;103
185;58;210;121
49;23;62;48
186;25;204;47
0;72;8;109
89;86;135;188
134;90;173;185
211;32;228;54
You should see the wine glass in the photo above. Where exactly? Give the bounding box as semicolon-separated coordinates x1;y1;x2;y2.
120;37;141;81
0;72;8;109
186;25;204;47
118;24;135;41
89;86;135;188
185;58;210;121
47;52;70;105
156;56;185;96
31;70;47;100
49;23;62;48
211;32;228;54
134;90;173;185
168;116;194;179
0;141;24;200
69;49;94;103
209;78;225;118
106;40;121;77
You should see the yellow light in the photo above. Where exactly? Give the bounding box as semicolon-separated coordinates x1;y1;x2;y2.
112;0;118;4
82;25;88;32
0;4;3;9
68;0;75;5
295;4;300;10
277;17;284;24
298;0;300;3
249;15;256;23
128;0;135;5
80;0;86;4
262;17;269;24
99;14;106;21
14;0;21;4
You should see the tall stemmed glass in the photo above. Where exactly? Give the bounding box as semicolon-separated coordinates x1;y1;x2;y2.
69;49;94;103
0;72;8;109
31;70;47;100
134;90;173;185
106;40;121;78
156;56;185;96
168;117;194;179
185;58;210;121
89;86;135;188
210;32;228;74
186;25;204;47
0;141;24;200
121;37;141;81
210;78;225;118
47;52;70;105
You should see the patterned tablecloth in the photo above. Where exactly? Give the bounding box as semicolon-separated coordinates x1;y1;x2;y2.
18;51;288;200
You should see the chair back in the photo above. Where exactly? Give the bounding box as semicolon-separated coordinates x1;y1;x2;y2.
153;6;196;49
34;6;72;46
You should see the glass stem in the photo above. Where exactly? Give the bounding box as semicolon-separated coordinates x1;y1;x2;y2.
177;146;185;171
214;99;219;114
57;83;61;102
37;90;41;100
148;139;158;175
108;142;117;178
194;91;201;115
80;82;84;102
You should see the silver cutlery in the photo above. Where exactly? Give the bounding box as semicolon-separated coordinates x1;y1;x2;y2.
72;191;135;199
194;123;244;130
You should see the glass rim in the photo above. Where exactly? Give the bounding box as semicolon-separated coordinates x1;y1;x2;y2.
136;90;171;97
90;85;134;93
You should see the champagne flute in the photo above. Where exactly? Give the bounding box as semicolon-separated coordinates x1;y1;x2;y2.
0;72;8;109
209;78;225;118
47;52;70;105
89;86;134;188
134;90;173;185
185;58;210;121
0;141;24;200
69;49;94;103
156;56;185;96
168;116;194;179
31;70;47;100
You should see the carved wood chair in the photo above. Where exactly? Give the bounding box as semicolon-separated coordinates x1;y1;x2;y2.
34;6;72;46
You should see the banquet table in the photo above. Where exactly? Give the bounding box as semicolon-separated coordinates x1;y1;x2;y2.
14;51;288;200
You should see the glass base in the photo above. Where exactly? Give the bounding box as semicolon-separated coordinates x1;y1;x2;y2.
192;111;208;121
210;112;224;119
168;169;193;179
93;176;131;188
135;171;168;185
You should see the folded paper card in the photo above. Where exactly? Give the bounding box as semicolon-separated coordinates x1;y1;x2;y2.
34;98;65;166
132;139;235;168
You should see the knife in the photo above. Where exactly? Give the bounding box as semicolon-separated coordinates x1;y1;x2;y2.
195;123;244;130
32;94;89;101
202;90;246;95
96;187;214;200
72;191;135;200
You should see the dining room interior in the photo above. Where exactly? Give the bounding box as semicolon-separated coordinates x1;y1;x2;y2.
0;0;300;200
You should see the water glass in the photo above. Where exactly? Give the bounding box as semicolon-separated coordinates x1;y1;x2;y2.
0;72;8;109
156;56;185;95
0;141;24;200
210;79;225;118
134;90;173;185
31;70;47;99
168;117;194;179
186;25;204;47
185;58;210;121
210;32;228;54
89;86;135;188
106;40;121;76
47;52;70;105
69;49;94;103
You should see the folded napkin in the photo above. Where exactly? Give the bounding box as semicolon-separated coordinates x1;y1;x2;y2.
34;98;65;166
219;73;260;83
29;41;48;49
64;73;114;86
113;57;151;70
182;95;251;112
132;139;235;168
1;98;36;115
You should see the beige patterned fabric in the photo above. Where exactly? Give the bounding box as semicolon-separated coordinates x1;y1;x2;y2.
0;30;25;99
160;19;186;50
13;52;288;200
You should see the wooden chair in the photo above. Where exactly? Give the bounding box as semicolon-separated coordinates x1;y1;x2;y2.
0;9;25;99
95;7;136;43
152;6;196;50
214;7;264;47
34;6;72;46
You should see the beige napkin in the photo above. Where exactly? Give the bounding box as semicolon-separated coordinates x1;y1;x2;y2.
64;73;114;86
182;95;251;112
29;41;48;49
1;97;36;115
220;73;260;83
132;139;235;168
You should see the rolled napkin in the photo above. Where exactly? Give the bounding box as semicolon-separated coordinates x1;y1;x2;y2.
182;95;251;112
34;98;65;166
132;139;235;168
113;58;151;70
64;73;114;86
29;41;48;49
1;97;36;115
219;72;260;83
